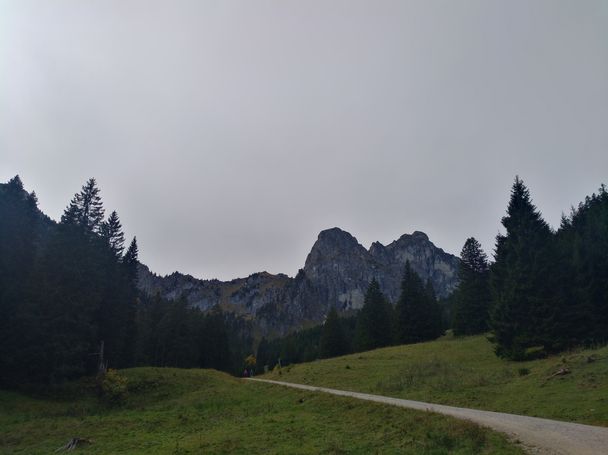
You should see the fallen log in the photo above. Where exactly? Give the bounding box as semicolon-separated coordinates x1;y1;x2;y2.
546;367;570;381
55;438;92;452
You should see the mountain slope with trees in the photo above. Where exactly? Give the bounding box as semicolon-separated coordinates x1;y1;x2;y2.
137;227;460;338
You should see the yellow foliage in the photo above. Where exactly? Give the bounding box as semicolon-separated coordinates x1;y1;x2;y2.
245;355;257;367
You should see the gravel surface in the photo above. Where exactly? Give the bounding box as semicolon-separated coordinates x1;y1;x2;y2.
249;378;608;455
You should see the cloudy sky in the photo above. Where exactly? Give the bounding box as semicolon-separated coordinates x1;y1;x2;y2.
1;0;607;280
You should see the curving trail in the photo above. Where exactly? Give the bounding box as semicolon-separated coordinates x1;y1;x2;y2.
248;378;608;455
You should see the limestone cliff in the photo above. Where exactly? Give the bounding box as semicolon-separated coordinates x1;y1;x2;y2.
138;227;459;337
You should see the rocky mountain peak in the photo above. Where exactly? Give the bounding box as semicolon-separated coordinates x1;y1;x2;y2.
368;241;386;256
138;227;460;338
411;231;429;241
313;227;362;251
304;227;367;271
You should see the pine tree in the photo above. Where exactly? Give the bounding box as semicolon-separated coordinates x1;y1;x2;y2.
96;212;130;367
61;178;105;233
452;237;491;336
557;185;608;344
320;307;348;358
256;337;271;369
154;297;200;367
200;307;232;371
490;177;560;359
120;237;139;366
101;211;125;258
354;279;393;351
395;261;442;344
0;176;42;385
425;279;444;339
122;237;139;267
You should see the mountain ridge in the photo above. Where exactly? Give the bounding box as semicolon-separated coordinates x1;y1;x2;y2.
138;227;460;337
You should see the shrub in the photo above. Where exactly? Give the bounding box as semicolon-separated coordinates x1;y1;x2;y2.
99;369;128;406
518;368;530;377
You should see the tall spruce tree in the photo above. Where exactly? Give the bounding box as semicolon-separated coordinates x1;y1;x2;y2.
425;279;444;337
320;307;348;358
98;211;131;368
490;177;561;359
452;237;491;336
199;307;232;371
395;261;442;344
61;178;105;233
354;279;393;351
121;237;140;366
0;176;43;385
101;211;126;258
256;337;271;369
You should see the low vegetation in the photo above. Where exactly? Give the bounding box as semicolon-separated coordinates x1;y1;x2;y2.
265;334;608;426
0;367;523;454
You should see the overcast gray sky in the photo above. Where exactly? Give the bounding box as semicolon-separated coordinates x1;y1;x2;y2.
1;0;607;280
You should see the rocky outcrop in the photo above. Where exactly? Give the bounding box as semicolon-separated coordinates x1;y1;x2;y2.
138;227;460;337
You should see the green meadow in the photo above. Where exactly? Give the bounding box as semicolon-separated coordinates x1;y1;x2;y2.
1;367;521;454
265;334;608;426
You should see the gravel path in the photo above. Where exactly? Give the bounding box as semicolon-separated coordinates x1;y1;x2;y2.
249;378;608;455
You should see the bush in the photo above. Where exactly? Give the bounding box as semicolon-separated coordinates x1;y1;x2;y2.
98;369;128;406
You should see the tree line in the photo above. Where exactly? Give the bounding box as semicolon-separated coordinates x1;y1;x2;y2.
452;177;608;359
2;175;606;385
0;176;247;386
0;176;139;385
135;292;254;374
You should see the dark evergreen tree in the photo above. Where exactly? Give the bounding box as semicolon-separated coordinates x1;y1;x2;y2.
256;337;271;370
452;237;491;336
490;177;561;359
154;297;200;367
395;261;442;344
124;237;139;267
35;219;109;381
120;237;139;366
0;176;43;385
101;210;125;258
354;279;393;351
199;307;232;371
61;178;105;233
557;185;608;344
426;279;444;338
320;307;348;358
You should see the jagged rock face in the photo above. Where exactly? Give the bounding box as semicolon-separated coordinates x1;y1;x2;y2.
369;231;460;303
302;228;459;311
138;227;460;337
302;228;381;310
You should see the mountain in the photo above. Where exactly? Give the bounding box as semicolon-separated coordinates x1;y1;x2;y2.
138;227;459;337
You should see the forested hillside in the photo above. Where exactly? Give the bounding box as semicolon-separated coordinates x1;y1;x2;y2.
0;176;243;385
261;177;608;367
1;175;606;387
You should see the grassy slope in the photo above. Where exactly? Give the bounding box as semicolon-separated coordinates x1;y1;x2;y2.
0;367;522;454
264;335;608;426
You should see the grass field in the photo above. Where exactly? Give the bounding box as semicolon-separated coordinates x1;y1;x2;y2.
0;367;522;454
264;334;608;426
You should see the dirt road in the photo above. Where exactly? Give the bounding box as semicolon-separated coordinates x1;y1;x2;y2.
249;378;608;455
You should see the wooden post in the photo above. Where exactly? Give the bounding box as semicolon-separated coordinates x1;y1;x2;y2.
97;340;106;376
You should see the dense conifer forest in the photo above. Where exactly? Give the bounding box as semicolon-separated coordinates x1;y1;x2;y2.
1;175;606;385
0;176;243;385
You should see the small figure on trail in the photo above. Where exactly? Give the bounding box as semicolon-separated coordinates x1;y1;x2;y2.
244;354;256;378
